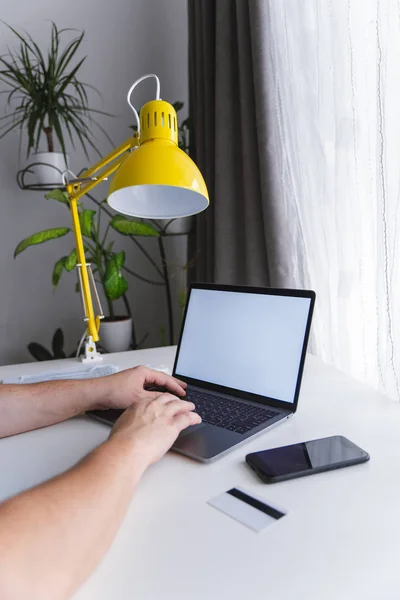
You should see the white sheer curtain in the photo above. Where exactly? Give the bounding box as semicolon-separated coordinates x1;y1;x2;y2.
261;0;400;399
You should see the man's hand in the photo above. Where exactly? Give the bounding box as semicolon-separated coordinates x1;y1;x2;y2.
0;374;198;600
109;394;201;466
0;365;188;440
94;366;187;411
0;392;200;600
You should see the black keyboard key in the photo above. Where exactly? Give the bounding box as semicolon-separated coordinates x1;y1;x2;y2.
187;390;279;434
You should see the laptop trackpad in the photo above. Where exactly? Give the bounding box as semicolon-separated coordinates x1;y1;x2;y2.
173;424;239;461
177;422;205;438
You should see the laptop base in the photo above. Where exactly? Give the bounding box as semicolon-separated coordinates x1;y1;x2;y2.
172;411;292;462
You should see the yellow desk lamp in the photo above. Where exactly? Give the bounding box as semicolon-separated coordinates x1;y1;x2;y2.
64;74;209;362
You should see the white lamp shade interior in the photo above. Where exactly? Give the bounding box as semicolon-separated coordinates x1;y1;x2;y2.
107;184;209;219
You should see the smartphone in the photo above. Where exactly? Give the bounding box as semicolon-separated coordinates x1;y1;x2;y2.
246;435;370;483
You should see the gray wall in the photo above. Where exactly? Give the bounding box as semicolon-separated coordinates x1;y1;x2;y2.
0;0;189;364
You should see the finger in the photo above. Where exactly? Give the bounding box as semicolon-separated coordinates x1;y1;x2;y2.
163;399;196;416
143;370;187;396
171;376;187;389
174;411;202;432
157;373;187;388
153;393;183;405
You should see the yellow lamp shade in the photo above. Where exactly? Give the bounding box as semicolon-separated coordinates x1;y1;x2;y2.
107;140;209;219
107;99;209;219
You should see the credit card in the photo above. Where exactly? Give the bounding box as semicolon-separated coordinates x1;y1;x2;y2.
208;486;287;532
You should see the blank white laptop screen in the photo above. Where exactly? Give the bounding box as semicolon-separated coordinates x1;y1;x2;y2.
175;289;312;404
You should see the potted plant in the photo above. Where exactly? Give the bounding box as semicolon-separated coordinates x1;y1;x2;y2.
0;22;111;186
14;189;160;353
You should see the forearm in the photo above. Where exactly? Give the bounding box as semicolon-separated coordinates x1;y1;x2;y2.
0;436;146;600
0;378;108;438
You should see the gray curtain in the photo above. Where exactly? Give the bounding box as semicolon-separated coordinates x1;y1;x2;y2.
188;0;285;286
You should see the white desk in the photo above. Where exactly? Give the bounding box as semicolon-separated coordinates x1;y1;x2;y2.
0;347;399;600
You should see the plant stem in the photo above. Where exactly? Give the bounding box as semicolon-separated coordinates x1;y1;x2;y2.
122;293;131;317
97;254;113;319
107;298;115;319
85;192;164;280
101;222;112;248
43;126;54;152
84;241;96;255
97;201;102;236
158;235;174;345
129;235;164;280
122;265;165;286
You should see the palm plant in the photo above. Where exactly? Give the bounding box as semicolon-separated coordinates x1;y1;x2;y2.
0;22;112;159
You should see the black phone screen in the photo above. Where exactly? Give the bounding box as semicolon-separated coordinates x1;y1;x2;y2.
247;436;369;480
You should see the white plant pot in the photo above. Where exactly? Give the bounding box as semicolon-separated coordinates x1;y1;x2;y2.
30;152;69;186
153;216;195;235
100;317;132;353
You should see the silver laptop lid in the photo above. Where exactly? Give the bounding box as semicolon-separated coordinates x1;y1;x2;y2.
173;284;315;412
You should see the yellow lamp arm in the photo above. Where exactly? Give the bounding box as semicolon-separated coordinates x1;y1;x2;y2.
65;134;139;353
68;135;139;203
67;186;100;343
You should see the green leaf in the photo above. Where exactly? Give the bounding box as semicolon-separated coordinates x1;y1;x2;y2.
14;227;71;257
52;328;66;358
27;342;53;362
45;188;70;206
172;101;184;112
105;241;114;255
52;257;66;288
104;251;128;301
111;215;159;237
115;250;126;269
64;248;77;271
57;56;86;97
55;30;85;78
52;111;67;160
79;209;96;238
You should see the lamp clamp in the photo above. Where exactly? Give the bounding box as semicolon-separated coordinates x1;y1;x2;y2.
82;336;103;364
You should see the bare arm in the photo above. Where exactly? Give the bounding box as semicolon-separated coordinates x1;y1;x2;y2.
0;394;201;600
0;366;187;438
0;379;103;438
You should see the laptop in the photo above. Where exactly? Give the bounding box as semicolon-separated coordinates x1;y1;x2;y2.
87;284;315;462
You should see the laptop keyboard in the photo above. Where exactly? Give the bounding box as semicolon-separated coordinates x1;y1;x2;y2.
186;389;279;434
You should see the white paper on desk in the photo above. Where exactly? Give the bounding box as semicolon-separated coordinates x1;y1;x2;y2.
208;486;287;533
3;364;119;384
2;364;170;385
144;364;170;374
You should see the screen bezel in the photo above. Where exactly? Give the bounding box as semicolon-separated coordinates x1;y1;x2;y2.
172;283;316;413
